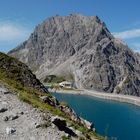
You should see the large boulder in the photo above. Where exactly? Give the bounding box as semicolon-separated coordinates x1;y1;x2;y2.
51;116;77;137
39;96;59;106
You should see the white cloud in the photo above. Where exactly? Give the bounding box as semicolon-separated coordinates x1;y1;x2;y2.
0;22;30;42
113;29;140;39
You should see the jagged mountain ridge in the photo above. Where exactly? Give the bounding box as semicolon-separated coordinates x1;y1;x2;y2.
8;14;140;96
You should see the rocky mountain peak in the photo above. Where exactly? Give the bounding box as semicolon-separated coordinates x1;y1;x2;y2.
8;14;140;96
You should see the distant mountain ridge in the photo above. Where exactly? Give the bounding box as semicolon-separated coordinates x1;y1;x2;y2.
8;14;140;96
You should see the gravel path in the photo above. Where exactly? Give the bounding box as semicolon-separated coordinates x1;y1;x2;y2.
0;86;65;140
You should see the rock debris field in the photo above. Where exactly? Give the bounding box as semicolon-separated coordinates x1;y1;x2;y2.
0;86;65;140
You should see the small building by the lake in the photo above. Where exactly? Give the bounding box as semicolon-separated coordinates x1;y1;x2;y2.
59;81;73;89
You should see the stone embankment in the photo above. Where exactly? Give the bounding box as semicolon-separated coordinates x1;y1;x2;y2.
83;90;140;107
50;88;140;107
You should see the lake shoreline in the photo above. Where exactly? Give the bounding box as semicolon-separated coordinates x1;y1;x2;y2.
49;88;140;107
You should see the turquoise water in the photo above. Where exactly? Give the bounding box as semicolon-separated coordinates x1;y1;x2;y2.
52;92;140;140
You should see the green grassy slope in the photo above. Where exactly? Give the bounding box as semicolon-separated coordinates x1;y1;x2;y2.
0;52;105;140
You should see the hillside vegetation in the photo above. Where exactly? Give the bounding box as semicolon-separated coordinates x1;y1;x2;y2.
0;52;105;140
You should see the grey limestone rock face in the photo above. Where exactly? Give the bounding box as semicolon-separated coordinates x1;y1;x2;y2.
8;14;140;96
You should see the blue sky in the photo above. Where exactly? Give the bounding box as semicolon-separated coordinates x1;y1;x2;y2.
0;0;140;53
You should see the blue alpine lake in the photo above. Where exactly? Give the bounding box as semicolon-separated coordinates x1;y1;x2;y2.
52;92;140;140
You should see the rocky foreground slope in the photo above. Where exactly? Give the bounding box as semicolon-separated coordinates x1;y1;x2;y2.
0;86;64;140
8;14;140;96
0;52;101;140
